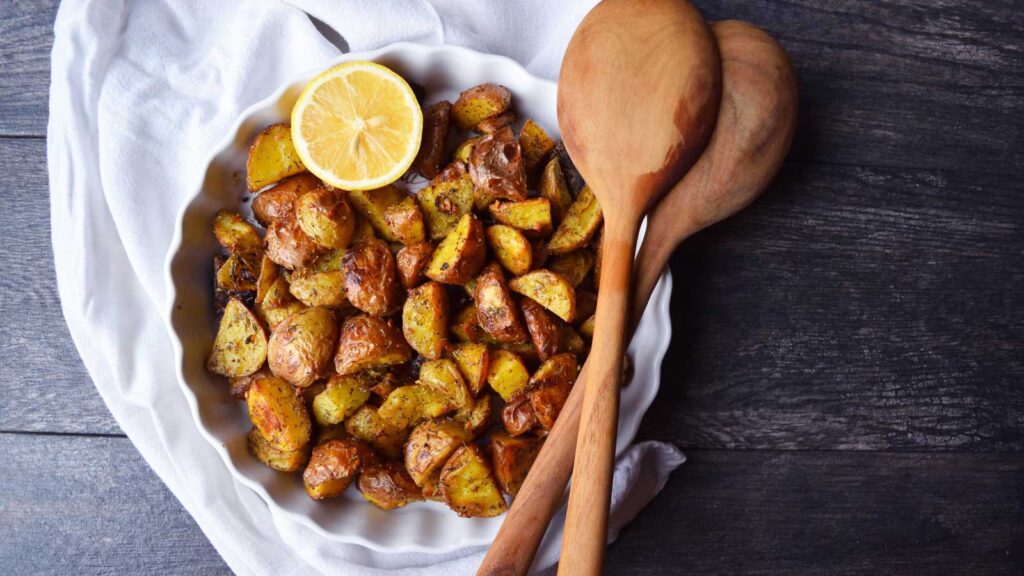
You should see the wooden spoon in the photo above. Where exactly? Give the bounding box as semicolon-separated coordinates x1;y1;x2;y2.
555;0;721;573
478;19;797;576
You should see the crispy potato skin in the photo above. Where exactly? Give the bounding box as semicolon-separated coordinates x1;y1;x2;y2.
248;427;309;472
229;368;271;400
253;173;320;226
489;432;543;497
343;238;401;316
520;298;563;361
359;462;424;510
383;197;428;246
295;187;355;249
247;123;306;191
451;342;490;395
404;419;472;487
402;281;449;359
547;186;603;255
425;213;486;285
214;211;262;253
207;298;267;377
474;111;514;134
452;83;511;131
439;445;508;518
303;438;375;500
502;392;538;436
396;242;434;289
488;198;553;238
247;375;312;451
469;127;528;208
412;101;452;179
508;269;577;322
267;307;338;388
417;162;474;240
264;214;321;270
334;315;412;375
528;353;579;429
474;263;529;344
485;225;532;276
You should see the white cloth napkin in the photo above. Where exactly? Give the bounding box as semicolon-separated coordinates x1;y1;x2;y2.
47;1;685;574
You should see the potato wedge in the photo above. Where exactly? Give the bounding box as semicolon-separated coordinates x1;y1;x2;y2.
248;427;309;473
450;304;485;343
528;353;578;429
347;185;406;242
439;445;507;518
404;419;472;487
469;127;528;208
359;462;424;510
508;270;576;322
264;214;321;270
228;368;270;400
207;298;267;377
383;196;427;246
247;375;312;451
538;157;573;223
267;307;338;388
519;298;562;361
578;314;596;339
334;315;412;375
416;162;475;240
485;225;532;276
295;187;355;249
547;250;594;288
288;269;347;308
312;373;371;426
474;110;514;134
547;186;603;255
489;432;543;497
214;253;259;313
345;405;408;460
418;358;472;413
475;263;528;344
454;393;494;436
214;211;262;253
450;342;490;395
412;100;452;179
396;242;434;289
402;281;449;359
343;238;401;316
501;392;538;436
252;173;320;226
255;254;279;305
303;438;375;500
453;137;480;164
377;384;451;429
425;213;486;285
552;140;586;195
488;198;552;238
452;83;511;131
518;119;555;176
256;274;305;328
487;349;530;401
247;123;306;191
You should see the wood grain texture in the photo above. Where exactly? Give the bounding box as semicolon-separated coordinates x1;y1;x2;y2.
0;432;228;575
0;0;58;136
606;450;1024;575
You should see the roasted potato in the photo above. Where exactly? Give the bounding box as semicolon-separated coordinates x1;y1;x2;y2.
255;274;305;328
303;438;375;500
247;123;306;191
214;253;259;313
214;211;262;253
402;281;449;359
248;427;309;473
252;173;320;226
383;196;427;246
547;250;594;288
345;405;408;460
454;393;494;436
288;269;347;308
343;238;401;316
560;324;587;356
229;368;270;400
508;270;576;322
469;127;528;208
417;162;475;240
378;384;451;429
452;83;512;131
474;111;514;134
519;298;562;361
453;137;480;164
528;353;578;429
247;375;312;451
418;359;472;412
295;187;355;249
539;157;573;223
255;254;279;305
404;419;472;487
312;373;371;426
450;342;490;395
425;213;486;285
359;462;424;510
412;100;452;179
488;198;553;238
396;242;434;289
207;298;267;377
450;304;485;343
578;314;596;339
547;186;603;255
439;445;508;518
474;263;529;344
531;239;550;269
501;392;538;436
265;214;321;270
485;225;532;276
487;349;530;401
489;432;543;497
368;369;410;400
347;185;406;242
334;315;412;375
552;140;586;196
267;307;338;388
518;119;555;176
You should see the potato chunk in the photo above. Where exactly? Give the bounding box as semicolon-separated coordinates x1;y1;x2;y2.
404;419;472;487
416;162;475;240
267;307;338;389
453;137;480;164
469;127;528;208
439;445;508;517
214;253;259;313
359;462;424;510
454;393;494;436
474;111;514;134
294;187;355;249
452;83;511;131
343;238;401;316
402;282;449;359
347;185;406;242
264;214;321;270
546;250;594;288
378;384;451;429
383;196;428;246
334;315;412;375
247;123;306;191
509;270;577;322
288;269;347;308
475;263;528;344
248;427;309;472
489;432;543;497
396;242;434;289
425;213;486;285
450;342;490;395
311;373;371;426
501;393;538;436
520;298;562;361
486;225;532;276
303;438;375;500
487;349;530;401
539;158;573;223
214;211;262;253
247;376;312;451
518;119;555;176
553;141;587;195
528;353;579;429
418;358;472;413
207;298;267;377
345;405;408;460
450;304;485;343
252;173;320;226
412;100;452;179
488;198;553;238
547;186;603;255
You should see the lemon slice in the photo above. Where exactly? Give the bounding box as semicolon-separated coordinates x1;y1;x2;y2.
291;62;423;191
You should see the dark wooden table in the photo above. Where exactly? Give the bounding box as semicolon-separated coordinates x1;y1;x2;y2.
2;1;1021;574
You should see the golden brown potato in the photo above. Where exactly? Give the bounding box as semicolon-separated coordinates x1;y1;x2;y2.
452;83;512;130
207;298;267;377
452;137;480;164
402;281;449;359
519;298;562;361
489;432;543;497
474;110;514;134
352;213;378;242
547;250;594;288
255;274;305;329
247;123;306;191
311;373;371;426
404;419;472;486
518;119;555;176
485;225;532;276
334;315;412;375
509;270;576;322
578;314;596;339
345;405;408;460
377;384;451;429
309;246;345;271
347;185;406;242
501;392;538;436
248;427;309;472
359;462;424;510
553;140;587;195
214;211;262;253
252;173;320;226
539;157;574;223
418;359;472;413
247;375;312;451
267;307;338;388
264;214;321;270
425;213;486;285
454;393;494;436
396;242;434;289
416;162;474;240
488;198;553;238
528;353;578;429
469;127;528;209
383;196;427;246
487;349;530;401
547;186;603;255
343;238;401;316
229;368;270;400
439;445;508;517
214;253;259;313
450;342;490;395
303;438;375;500
412;100;452;179
287;269;347;308
255;254;279;305
368;369;410;400
294;187;355;249
474;263;529;344
450;304;485;343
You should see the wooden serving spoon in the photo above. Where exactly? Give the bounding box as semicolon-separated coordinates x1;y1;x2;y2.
555;0;721;573
478;19;797;576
